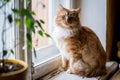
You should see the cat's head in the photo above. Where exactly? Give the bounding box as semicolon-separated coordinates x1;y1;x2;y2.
55;4;80;29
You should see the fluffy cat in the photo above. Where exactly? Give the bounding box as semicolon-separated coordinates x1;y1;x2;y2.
52;5;107;77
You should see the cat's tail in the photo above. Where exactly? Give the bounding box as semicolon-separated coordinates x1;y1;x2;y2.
85;67;107;77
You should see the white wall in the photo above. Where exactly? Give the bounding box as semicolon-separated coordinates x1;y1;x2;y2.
80;0;106;49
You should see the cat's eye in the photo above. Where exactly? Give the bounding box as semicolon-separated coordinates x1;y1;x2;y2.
62;12;68;19
62;15;65;19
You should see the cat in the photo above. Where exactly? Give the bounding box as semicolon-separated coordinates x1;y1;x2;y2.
52;4;107;77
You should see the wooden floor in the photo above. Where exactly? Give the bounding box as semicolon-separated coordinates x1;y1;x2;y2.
40;61;118;80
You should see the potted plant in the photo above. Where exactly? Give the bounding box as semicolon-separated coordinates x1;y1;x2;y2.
0;0;50;80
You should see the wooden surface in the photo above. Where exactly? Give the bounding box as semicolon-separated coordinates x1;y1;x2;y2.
110;69;120;80
106;0;116;61
40;61;118;80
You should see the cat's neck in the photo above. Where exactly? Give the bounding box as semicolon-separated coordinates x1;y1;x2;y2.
53;24;83;39
68;23;82;31
55;24;82;33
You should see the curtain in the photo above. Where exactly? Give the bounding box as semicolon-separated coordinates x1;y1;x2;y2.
107;0;120;62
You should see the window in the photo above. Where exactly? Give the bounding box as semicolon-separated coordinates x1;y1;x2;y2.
0;0;15;59
32;0;59;66
32;0;49;48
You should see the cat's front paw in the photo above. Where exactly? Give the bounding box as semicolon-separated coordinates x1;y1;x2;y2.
58;67;67;72
66;68;72;74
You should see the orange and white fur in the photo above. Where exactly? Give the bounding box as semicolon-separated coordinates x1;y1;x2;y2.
52;5;107;77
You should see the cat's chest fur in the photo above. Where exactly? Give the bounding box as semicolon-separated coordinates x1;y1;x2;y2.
52;27;72;60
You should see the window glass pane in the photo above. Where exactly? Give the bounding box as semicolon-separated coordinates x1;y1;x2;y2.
32;0;49;49
0;0;15;59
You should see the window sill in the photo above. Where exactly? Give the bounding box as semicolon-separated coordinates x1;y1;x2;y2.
40;61;118;80
33;54;61;80
33;45;59;66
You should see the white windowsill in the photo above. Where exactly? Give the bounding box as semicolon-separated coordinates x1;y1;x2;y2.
33;44;59;66
34;53;60;67
41;61;118;80
33;54;61;79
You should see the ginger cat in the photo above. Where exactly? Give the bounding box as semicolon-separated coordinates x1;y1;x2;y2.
52;5;107;77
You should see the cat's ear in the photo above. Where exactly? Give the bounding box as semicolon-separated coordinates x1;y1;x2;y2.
76;8;81;14
58;4;64;10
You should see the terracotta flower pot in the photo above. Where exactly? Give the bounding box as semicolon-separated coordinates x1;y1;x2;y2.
0;59;28;80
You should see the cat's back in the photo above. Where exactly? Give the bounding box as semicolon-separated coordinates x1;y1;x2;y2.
78;26;100;44
80;26;97;37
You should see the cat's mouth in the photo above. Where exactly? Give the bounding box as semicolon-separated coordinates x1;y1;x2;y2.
65;22;75;27
65;20;73;25
62;22;76;29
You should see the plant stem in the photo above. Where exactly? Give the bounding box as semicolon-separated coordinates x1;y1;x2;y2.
1;3;7;70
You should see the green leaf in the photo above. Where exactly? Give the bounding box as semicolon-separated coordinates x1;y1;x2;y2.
3;50;7;56
44;33;51;38
14;19;20;26
26;33;32;42
36;20;41;27
20;9;35;16
25;17;34;29
35;25;38;28
31;27;35;33
12;8;32;16
31;11;36;15
25;17;31;28
20;9;30;16
10;49;14;55
40;19;45;24
28;42;32;49
33;48;37;58
4;0;10;2
35;20;44;31
38;30;43;36
8;14;13;23
26;33;33;49
12;9;19;14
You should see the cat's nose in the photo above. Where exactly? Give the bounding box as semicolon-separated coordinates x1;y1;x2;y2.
67;17;72;23
65;16;71;23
